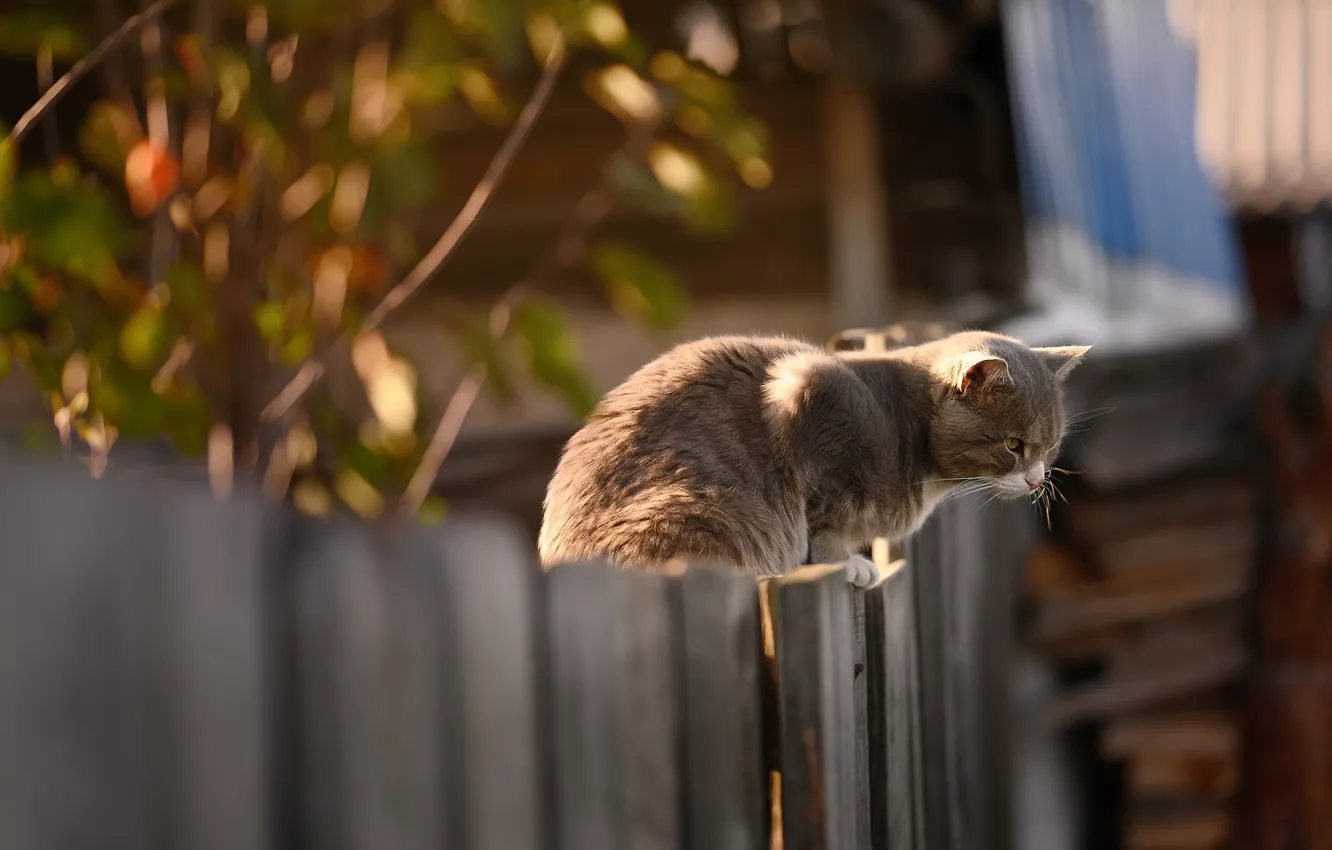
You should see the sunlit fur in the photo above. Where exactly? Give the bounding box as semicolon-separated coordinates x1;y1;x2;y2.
538;331;1089;580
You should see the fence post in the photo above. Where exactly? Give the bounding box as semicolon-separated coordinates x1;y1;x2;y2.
429;516;545;850
865;562;924;850
546;563;679;850
0;455;270;850
768;563;866;850
289;517;456;850
909;498;1029;850
674;566;767;850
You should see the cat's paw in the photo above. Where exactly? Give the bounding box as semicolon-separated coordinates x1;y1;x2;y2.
843;554;880;589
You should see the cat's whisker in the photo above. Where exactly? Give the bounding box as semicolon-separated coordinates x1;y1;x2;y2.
964;484;996;506
1062;423;1102;436
1065;407;1116;426
1049;477;1069;504
947;482;988;499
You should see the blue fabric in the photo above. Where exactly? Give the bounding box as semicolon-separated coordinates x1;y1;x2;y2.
1002;0;1245;294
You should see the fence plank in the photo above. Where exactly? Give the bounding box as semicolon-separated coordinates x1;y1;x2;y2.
547;563;679;850
675;566;767;850
0;455;269;850
910;499;1030;850
865;564;924;850
291;517;455;850
769;563;864;850
852;590;873;846
909;512;952;850
430;515;545;850
155;481;271;850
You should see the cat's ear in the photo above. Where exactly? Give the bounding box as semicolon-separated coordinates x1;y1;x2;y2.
1034;345;1092;381
953;352;1011;394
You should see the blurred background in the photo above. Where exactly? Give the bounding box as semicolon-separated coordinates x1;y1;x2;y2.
0;1;1326;849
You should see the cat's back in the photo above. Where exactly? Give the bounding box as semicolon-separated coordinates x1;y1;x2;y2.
539;335;822;566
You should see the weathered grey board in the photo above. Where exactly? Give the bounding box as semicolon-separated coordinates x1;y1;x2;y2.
546;563;679;850
0;449;1010;850
852;590;873;848
769;563;865;850
907;511;950;850
290;516;456;850
0;453;269;850
674;566;767;850
865;564;924;850
909;498;1029;850
431;515;545;850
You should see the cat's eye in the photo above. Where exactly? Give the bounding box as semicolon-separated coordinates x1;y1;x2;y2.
1004;436;1024;453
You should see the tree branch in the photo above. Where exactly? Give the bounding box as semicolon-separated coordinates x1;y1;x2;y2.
261;37;567;425
5;0;184;146
397;120;658;516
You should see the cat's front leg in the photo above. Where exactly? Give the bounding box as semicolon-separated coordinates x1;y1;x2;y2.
809;531;879;589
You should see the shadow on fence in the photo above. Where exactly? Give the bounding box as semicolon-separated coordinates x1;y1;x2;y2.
0;451;1031;850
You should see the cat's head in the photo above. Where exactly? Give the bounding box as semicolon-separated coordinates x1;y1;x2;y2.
926;332;1090;499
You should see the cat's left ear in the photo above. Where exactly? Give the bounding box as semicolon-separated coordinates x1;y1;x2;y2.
953;352;1011;394
1034;345;1092;381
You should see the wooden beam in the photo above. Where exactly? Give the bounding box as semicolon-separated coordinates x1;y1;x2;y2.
824;76;892;328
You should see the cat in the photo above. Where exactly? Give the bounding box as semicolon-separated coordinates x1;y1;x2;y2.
538;330;1089;586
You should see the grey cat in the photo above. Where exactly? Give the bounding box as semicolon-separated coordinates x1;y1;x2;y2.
538;330;1089;586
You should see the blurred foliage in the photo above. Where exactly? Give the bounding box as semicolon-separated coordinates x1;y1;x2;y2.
0;0;770;517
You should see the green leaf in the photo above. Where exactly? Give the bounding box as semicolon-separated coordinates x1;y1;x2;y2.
253;301;287;345
79;100;142;177
416;496;449;526
120;305;166;370
280;332;313;366
0;132;13;217
510;297;600;417
605;154;684;217
166;262;208;312
362;140;436;231
0;13;90;60
589;241;687;330
251;0;362;33
0;284;33;333
3;171;132;282
0;342;10;383
459;318;518;406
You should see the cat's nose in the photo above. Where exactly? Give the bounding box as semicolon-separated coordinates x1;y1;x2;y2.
1024;462;1046;490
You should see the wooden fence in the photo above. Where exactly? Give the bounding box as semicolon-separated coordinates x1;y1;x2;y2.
0;451;1031;850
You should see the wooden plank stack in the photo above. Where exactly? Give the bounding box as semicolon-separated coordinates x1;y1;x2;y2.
0;449;1024;850
1021;341;1261;850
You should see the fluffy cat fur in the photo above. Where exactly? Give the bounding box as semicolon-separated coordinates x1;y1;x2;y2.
538;330;1089;586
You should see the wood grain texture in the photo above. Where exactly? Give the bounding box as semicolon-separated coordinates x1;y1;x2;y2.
0;451;993;850
865;563;923;850
909;497;1029;850
290;517;455;850
675;566;767;850
429;514;545;850
546;564;679;850
769;564;864;850
0;453;269;850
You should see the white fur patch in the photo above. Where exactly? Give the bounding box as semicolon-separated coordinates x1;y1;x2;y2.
999;471;1029;495
902;480;956;535
763;352;820;419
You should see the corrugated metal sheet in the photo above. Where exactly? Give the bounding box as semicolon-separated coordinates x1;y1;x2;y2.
999;0;1248;346
1182;0;1332;211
